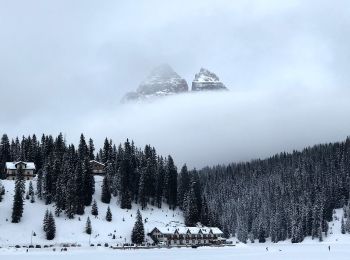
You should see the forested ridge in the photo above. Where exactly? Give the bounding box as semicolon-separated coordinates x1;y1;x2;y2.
1;133;350;243
199;137;350;243
0;133;179;221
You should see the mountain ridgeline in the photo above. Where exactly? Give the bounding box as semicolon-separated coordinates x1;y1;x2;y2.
198;137;350;243
122;64;228;102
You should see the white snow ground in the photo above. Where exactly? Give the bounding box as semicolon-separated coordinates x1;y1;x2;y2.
0;177;184;246
1;177;350;259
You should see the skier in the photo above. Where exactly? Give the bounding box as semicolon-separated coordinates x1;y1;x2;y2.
328;245;330;251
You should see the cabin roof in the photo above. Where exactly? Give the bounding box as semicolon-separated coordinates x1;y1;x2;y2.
5;162;36;170
89;160;105;167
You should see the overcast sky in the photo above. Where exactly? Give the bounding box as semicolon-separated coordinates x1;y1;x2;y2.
1;0;350;167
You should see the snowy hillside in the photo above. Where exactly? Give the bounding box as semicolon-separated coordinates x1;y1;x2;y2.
0;176;184;247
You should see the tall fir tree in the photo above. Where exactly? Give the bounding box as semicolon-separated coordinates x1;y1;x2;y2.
101;175;111;204
131;209;145;244
11;165;25;223
106;206;112;222
86;216;92;234
45;211;56;240
91;199;98;217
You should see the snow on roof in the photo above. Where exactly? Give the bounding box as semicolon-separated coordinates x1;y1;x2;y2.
89;160;105;166
5;161;36;170
152;226;223;235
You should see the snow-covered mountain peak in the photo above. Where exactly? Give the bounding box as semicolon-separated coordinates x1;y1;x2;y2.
137;64;188;96
192;68;227;91
193;68;220;83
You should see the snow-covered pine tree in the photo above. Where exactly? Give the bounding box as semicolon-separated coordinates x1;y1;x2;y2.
91;199;98;217
83;157;94;206
75;162;85;215
341;217;346;234
28;181;34;196
131;209;145;244
138;168;147;210
164;155;177;210
88;138;95;160
106;206;112;222
36;169;43;199
11;164;25;223
101;175;111;204
200;196;210;226
86;216;92;234
46;211;56;240
65;167;77;219
184;182;199;226
177;164;190;210
345;216;350;233
0;183;4;202
155;157;165;208
43;209;49;232
30;193;35;203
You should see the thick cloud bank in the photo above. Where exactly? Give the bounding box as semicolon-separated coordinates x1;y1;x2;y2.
2;88;350;168
1;0;350;167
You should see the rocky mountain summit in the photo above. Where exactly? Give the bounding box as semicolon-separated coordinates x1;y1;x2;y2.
122;65;228;102
191;68;227;91
123;64;188;102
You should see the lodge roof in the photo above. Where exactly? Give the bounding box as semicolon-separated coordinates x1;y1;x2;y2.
151;226;223;235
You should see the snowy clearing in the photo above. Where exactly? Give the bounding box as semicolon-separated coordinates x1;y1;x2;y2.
2;177;350;259
0;176;184;246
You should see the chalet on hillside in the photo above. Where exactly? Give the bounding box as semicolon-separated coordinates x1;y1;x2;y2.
89;160;106;175
148;226;226;246
5;161;36;180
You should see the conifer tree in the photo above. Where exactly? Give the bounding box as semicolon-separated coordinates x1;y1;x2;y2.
36;169;43;199
75;162;85;215
138;169;147;210
28;181;34;196
88;138;95;160
200;196;210;226
11;165;25;223
184;182;199;226
131;209;145;244
86;216;92;234
30;192;35;203
164;156;177;210
0;183;4;202
43;209;49;232
65;169;77;219
91;199;98;217
177;164;190;209
341;217;346;234
101;175;111;204
45;211;56;240
83;158;94;206
345;216;350;233
106;206;112;222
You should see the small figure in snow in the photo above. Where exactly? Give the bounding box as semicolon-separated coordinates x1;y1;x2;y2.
328;245;330;251
266;247;268;251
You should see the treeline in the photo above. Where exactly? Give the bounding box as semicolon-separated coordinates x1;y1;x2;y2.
199;137;350;243
0;133;182;220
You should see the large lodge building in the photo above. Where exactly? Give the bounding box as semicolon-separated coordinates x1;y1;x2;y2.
149;227;226;246
5;161;36;180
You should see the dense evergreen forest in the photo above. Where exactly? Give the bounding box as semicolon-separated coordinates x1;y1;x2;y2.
0;134;183;220
199;137;350;243
1;133;350;243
